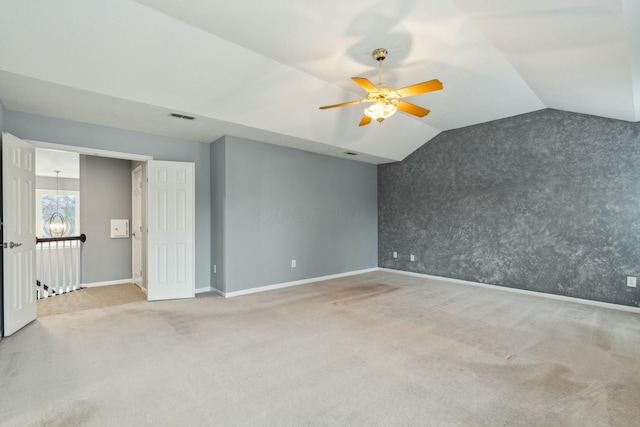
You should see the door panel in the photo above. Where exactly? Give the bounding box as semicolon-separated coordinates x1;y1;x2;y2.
147;160;194;301
2;132;37;336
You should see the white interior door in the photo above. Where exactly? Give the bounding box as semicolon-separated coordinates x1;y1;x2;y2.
147;160;195;301
2;132;37;336
132;165;144;290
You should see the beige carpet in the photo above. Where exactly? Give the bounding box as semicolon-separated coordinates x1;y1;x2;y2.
37;283;146;317
2;271;640;426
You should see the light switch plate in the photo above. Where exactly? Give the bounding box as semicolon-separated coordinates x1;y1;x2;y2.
110;219;129;238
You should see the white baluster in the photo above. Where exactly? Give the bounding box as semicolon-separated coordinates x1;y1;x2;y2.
67;240;72;293
47;241;52;298
36;241;40;299
75;240;80;290
55;240;61;295
68;240;74;292
63;240;69;293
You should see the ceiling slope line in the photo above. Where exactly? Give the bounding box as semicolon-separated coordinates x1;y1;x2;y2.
621;0;640;121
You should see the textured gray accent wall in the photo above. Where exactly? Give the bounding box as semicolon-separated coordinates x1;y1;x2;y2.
4;110;211;288
379;109;640;307
223;136;377;293
210;137;225;292
80;155;132;283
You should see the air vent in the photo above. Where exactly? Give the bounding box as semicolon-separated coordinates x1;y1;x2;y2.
344;151;358;156
169;112;196;121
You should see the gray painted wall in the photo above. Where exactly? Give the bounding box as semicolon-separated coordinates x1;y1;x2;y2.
210;137;225;292
222;136;378;293
80;155;132;283
379;109;640;307
4;110;211;288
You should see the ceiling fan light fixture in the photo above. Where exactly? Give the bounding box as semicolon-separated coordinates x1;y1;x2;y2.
365;101;397;123
319;48;442;126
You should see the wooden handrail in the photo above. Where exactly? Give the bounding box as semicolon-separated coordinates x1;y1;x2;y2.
36;233;86;244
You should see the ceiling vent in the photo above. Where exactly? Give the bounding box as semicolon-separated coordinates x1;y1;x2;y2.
169;112;196;120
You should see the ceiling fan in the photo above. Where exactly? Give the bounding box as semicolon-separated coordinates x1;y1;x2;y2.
320;48;443;126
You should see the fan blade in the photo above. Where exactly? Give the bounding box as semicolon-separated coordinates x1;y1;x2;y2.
396;100;430;117
352;77;378;92
319;99;366;110
359;115;372;126
396;79;443;98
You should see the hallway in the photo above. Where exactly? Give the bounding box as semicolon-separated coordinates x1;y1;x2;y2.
37;283;146;317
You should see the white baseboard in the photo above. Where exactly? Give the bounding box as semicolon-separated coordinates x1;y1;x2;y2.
81;279;133;288
222;267;378;298
195;287;211;294
210;288;225;297
378;268;640;314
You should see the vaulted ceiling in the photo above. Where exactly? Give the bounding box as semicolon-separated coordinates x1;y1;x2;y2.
0;0;638;164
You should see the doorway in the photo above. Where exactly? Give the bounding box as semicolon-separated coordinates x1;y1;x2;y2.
3;134;196;336
34;148;144;316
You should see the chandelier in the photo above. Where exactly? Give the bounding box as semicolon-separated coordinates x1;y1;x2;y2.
42;170;70;237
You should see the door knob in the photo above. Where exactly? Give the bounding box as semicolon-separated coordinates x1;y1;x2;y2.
8;242;22;248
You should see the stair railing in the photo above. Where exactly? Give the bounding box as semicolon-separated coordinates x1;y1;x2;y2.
36;234;87;299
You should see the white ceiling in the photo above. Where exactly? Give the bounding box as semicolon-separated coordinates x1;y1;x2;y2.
0;0;637;164
35;148;79;179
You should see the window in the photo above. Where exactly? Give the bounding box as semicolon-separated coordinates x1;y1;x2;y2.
35;189;80;237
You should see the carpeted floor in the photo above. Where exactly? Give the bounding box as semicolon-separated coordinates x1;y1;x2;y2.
1;271;640;426
37;283;147;317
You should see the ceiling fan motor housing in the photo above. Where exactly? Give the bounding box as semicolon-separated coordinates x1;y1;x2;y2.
372;48;388;61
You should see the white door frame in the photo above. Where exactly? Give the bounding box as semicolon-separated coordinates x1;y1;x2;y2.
30;141;153;292
31;142;198;298
131;165;145;292
30;141;153;163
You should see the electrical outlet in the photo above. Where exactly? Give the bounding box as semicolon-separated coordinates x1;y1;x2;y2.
627;276;636;288
291;259;297;268
393;251;397;259
213;265;216;274
410;254;415;262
